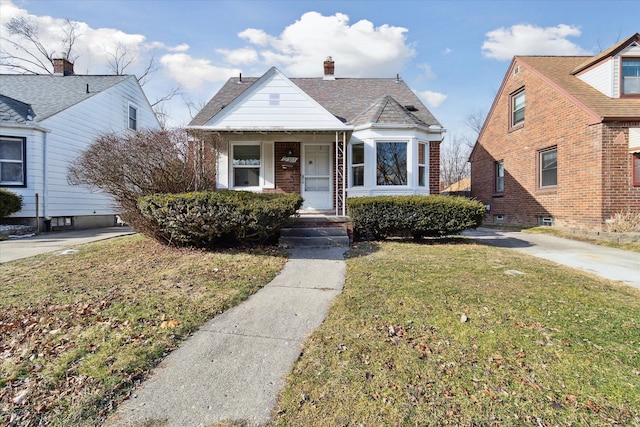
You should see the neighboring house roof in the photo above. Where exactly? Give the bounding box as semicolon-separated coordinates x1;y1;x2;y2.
0;94;34;123
517;55;640;122
190;74;441;128
572;32;640;74
0;74;130;122
442;177;471;193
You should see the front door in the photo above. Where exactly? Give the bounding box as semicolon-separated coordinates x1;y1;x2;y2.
302;144;332;210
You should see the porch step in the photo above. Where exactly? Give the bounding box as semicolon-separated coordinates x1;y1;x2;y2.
279;226;350;248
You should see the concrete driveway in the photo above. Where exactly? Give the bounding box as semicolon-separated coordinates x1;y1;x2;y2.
0;227;135;264
463;227;640;290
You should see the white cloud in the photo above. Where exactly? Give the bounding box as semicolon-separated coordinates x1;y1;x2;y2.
217;47;259;65
168;43;190;52
418;63;436;80
482;24;592;60
238;11;416;77
443;47;452;54
160;53;239;90
417;90;448;107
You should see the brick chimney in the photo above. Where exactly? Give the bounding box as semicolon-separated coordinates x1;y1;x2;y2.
53;57;74;76
323;56;335;80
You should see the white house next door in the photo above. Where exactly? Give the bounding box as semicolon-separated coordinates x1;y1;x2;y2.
302;143;332;210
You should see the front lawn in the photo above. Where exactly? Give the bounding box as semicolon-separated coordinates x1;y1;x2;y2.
0;234;286;426
271;240;640;426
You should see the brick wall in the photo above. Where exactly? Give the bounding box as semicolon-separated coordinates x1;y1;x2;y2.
267;142;301;194
429;141;440;195
471;61;639;231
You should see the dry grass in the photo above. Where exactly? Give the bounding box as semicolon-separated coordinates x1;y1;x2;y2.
0;234;286;426
270;240;640;426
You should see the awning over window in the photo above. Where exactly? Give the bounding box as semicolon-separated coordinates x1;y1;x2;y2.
630;128;640;153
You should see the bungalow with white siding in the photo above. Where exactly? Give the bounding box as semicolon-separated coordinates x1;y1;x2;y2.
188;58;446;215
0;58;159;230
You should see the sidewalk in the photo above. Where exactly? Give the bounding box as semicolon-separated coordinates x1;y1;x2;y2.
0;227;135;263
463;227;640;290
105;246;347;427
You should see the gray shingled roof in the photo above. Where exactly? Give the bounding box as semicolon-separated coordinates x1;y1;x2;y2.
0;94;34;123
190;75;441;128
0;74;130;122
351;95;430;127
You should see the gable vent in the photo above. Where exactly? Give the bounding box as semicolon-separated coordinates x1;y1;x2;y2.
514;66;520;75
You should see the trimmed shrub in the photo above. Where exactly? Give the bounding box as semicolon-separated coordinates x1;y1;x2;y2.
0;189;22;218
347;195;485;240
138;190;303;247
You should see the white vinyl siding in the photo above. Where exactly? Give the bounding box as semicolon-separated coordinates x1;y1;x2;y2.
204;68;349;131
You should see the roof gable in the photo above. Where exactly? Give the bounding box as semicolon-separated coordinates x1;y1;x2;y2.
0;94;34;123
0;74;131;121
572;33;640;75
199;67;350;131
351;95;430;128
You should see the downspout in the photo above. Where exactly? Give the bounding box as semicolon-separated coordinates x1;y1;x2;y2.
335;131;339;216
42;131;48;224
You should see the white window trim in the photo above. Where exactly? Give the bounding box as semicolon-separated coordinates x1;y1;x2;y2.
230;142;263;190
0;135;26;186
350;142;365;187
418;141;427;187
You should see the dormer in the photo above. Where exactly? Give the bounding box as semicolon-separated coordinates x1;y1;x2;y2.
573;33;640;98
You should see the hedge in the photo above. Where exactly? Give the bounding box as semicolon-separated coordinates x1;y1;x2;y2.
347;195;485;240
138;190;302;247
0;189;22;218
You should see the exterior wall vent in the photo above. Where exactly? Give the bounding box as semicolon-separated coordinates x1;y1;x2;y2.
494;214;505;223
514;66;519;75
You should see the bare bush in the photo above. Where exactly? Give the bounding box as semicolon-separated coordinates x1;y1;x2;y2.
606;209;640;233
68;128;221;239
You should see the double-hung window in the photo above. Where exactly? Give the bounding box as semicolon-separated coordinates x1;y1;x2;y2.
511;89;525;127
376;141;407;186
622;58;640;95
495;160;504;193
0;136;26;186
418;142;427;187
351;143;364;187
539;147;557;188
232;144;261;187
128;105;138;130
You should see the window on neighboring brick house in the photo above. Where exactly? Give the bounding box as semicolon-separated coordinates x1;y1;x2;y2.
632;153;640;186
539;147;557;188
495;160;504;193
351;143;364;187
622;58;640;95
0;136;26;186
511;89;525;127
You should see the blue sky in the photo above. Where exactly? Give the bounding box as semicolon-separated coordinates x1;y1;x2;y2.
1;0;638;138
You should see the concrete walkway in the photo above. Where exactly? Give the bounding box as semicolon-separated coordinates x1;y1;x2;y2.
0;227;135;264
105;247;347;427
463;227;640;290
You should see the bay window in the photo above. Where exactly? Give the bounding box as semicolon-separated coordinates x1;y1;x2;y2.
351;142;364;187
376;141;407;186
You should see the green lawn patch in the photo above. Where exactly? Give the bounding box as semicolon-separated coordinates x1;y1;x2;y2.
271;240;640;426
0;234;286;426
